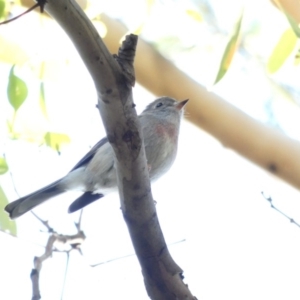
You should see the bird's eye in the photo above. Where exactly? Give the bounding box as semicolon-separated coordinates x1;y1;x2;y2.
155;102;163;108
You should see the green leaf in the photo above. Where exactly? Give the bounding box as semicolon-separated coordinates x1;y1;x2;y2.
267;28;297;73
44;132;70;154
7;65;28;111
39;82;49;120
0;157;8;175
0;186;17;236
214;12;243;84
0;0;5;19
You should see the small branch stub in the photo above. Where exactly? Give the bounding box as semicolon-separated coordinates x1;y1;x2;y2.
113;34;137;87
43;1;196;298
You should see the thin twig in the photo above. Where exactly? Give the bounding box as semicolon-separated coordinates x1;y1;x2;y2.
261;191;300;228
0;228;47;248
31;211;54;232
0;3;40;25
75;209;83;231
91;239;186;267
0;0;47;25
74;209;84;255
30;213;86;299
31;235;56;300
4;152;21;198
60;252;70;300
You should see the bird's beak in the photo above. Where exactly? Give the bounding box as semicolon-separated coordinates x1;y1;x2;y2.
175;99;189;110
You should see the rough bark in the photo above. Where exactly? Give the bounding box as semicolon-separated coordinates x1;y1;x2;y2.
44;0;196;298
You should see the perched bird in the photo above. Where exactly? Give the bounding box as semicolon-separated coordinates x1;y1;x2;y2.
5;97;188;219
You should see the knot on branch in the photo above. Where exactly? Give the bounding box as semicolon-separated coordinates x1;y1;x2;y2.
113;34;138;87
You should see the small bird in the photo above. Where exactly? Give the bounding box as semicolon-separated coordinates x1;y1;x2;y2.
5;97;188;219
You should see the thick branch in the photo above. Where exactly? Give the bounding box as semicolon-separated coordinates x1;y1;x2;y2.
44;0;195;298
270;0;300;23
99;13;300;190
18;1;300;189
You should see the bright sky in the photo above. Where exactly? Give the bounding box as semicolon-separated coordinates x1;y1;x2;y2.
1;0;300;299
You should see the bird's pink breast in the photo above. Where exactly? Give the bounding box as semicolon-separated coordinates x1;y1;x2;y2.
154;123;176;140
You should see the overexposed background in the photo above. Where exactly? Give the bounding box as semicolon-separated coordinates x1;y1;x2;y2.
1;0;300;299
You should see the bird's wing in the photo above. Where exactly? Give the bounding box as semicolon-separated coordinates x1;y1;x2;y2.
68;192;104;213
69;137;108;172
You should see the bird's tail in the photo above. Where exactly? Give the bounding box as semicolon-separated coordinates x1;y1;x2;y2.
5;179;65;219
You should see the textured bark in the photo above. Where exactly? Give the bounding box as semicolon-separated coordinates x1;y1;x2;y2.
44;0;196;298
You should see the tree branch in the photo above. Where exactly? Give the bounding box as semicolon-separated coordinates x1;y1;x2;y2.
99;13;300;191
17;1;300;190
44;0;195;298
30;213;86;300
261;192;300;228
